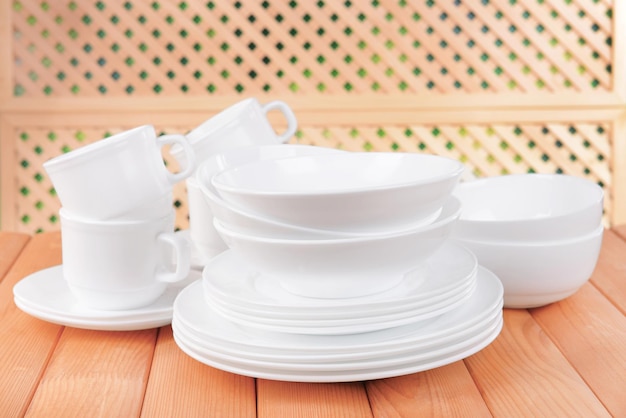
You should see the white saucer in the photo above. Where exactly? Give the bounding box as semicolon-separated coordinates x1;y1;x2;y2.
13;265;201;331
202;241;478;316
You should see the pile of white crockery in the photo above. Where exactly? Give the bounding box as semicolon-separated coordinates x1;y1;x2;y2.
21;97;603;382
171;142;507;382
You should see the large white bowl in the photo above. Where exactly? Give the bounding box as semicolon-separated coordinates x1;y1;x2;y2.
453;174;603;242
213;197;462;299
211;152;464;234
196;144;349;240
454;225;604;308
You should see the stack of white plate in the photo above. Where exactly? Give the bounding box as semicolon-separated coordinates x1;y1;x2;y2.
172;242;504;382
172;149;504;382
202;242;478;335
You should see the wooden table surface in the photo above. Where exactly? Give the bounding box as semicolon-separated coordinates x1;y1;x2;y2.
0;228;625;417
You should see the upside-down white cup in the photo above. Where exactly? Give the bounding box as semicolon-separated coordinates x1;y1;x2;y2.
171;98;298;171
60;209;191;310
44;125;195;220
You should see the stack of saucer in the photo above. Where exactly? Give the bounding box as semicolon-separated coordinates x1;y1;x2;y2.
172;150;504;382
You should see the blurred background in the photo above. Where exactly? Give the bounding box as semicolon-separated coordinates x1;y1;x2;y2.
0;0;623;233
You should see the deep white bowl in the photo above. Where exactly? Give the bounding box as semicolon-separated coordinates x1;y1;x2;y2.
213;197;462;299
211;152;464;234
454;225;604;308
453;174;603;242
196;144;349;239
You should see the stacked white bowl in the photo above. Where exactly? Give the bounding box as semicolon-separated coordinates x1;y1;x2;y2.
452;174;604;308
199;149;465;299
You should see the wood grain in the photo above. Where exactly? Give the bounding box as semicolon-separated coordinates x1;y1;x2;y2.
464;309;610;417
25;328;157;418
531;283;626;417
0;232;29;285
589;229;626;314
141;326;256;418
366;361;492;417
257;380;372;418
0;232;63;417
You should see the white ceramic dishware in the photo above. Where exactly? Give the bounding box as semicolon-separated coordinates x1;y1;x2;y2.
211;152;464;234
171;267;503;381
43;125;195;220
60;209;191;310
453;173;603;242
201;241;478;317
205;280;476;335
186;177;229;262
172;98;298;170
213;197;462;298
12;266;201;330
177;266;503;354
189;144;344;259
455;224;604;308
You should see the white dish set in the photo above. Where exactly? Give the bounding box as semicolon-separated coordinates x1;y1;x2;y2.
13;97;605;383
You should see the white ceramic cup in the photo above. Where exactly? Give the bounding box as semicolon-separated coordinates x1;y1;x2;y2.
171;98;298;170
44;125;195;220
60;208;191;310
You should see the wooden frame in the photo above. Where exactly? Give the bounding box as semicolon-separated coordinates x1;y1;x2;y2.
1;0;625;232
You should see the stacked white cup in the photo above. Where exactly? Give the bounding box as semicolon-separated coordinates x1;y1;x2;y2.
171;98;298;263
43;125;196;311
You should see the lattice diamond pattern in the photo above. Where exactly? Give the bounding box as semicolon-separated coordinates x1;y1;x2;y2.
12;0;613;97
11;120;611;234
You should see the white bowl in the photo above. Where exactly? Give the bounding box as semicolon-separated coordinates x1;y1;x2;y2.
453;174;603;242
213;197;462;299
196;145;349;240
211;152;464;234
454;225;604;308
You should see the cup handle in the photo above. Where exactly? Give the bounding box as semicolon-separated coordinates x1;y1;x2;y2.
157;134;196;185
261;100;298;143
155;232;191;283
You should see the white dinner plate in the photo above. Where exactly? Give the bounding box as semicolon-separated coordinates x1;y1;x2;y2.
173;266;503;355
202;241;478;317
173;318;503;382
13;265;201;331
172;304;502;364
174;315;502;373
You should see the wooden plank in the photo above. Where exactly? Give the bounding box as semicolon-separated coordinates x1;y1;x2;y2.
365;361;492;417
0;232;63;417
25;328;157;417
257;380;372;418
611;115;626;226
589;229;626;314
0;232;30;283
464;309;610;416
530;283;626;417
614;0;626;98
1;91;624;114
141;326;256;418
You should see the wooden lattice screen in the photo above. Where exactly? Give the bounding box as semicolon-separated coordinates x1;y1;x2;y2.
1;0;625;233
